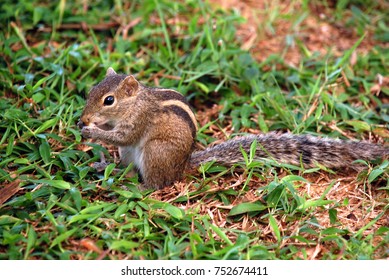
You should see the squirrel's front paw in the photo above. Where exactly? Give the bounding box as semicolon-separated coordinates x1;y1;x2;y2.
81;126;97;139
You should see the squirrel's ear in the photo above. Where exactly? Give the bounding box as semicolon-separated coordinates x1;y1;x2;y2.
106;67;117;76
119;75;139;95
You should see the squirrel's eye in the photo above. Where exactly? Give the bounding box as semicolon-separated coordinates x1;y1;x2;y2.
103;96;115;106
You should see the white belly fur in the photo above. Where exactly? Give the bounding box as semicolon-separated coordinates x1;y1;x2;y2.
119;144;144;175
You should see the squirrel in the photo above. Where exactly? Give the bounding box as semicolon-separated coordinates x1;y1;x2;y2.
78;68;389;189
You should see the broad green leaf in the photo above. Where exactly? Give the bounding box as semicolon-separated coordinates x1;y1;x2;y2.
269;215;281;243
39;140;52;164
6;133;15;156
14;158;30;164
31;179;71;189
281;175;308;183
210;224;233;246
79;203;113;214
114;189;143;199
249;139;257;162
104;163;116;179
345;120;370;132
135;205;143;218
69;187;82;211
50;228;78;248
163;204;183;219
32;92;45;103
143;216;150;237
114;204;129;220
109;240;139;251
0;215;22;225
368;169;384;183
24;225;37;259
69;214;98;223
376;227;389;235
229;202;266;216
34;117;59;135
297;199;333;211
329;208;338;224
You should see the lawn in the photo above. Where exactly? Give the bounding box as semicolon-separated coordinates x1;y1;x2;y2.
0;0;388;260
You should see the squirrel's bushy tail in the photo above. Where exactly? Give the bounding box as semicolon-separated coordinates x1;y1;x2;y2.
189;133;389;170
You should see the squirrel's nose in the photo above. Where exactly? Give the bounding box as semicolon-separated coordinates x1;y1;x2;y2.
77;120;85;129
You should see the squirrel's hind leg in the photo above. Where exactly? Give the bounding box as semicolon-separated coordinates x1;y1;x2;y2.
140;140;191;190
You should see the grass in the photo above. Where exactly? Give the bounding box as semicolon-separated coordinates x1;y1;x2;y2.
0;0;388;260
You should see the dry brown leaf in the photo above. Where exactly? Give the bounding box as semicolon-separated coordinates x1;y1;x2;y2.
80;238;102;254
0;180;21;206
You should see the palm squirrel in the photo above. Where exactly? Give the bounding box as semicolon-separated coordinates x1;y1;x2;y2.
78;68;389;189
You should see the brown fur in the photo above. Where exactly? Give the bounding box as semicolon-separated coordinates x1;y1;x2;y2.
79;69;389;189
79;69;195;189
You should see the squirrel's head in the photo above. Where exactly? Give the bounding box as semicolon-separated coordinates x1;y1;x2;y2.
78;68;141;130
